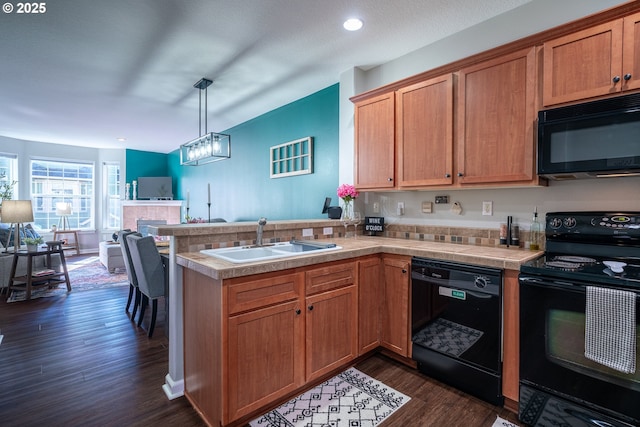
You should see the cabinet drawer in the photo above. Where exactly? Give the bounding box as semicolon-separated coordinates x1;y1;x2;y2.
227;272;303;315
305;261;356;295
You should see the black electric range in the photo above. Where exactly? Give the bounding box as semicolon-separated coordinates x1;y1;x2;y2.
518;211;640;427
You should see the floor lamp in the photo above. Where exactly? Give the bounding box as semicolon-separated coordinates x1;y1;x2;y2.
56;202;72;230
1;200;34;252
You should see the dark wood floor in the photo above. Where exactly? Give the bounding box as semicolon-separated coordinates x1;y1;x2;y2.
0;285;520;427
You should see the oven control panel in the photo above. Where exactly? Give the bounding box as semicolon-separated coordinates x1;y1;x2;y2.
546;212;640;242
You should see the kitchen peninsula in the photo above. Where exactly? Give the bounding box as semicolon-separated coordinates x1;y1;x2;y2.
152;220;541;426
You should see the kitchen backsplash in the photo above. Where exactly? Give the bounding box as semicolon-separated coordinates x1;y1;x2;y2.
168;220;541;253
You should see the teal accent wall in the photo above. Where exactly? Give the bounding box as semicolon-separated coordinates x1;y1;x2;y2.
125;149;170;183
169;84;339;222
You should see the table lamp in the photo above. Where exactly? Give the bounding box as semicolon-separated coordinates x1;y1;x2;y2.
56;202;72;230
1;200;34;252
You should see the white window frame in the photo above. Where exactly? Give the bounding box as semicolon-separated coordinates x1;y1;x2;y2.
0;153;18;200
30;158;95;231
103;162;121;230
270;136;313;178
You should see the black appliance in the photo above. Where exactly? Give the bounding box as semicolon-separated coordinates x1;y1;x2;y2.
537;93;640;180
411;257;503;406
519;212;640;427
321;197;342;219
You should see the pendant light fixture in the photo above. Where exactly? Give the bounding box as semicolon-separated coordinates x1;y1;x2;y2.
180;78;231;166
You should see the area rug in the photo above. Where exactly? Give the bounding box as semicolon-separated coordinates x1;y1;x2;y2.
492;415;519;427
6;256;128;302
412;318;484;358
249;367;410;427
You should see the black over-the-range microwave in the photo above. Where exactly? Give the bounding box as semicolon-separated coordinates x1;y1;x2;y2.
537;92;640;180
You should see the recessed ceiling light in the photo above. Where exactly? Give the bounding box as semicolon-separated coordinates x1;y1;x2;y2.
343;18;363;31
116;137;127;142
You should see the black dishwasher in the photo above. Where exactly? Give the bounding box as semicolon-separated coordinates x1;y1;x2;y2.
411;257;503;406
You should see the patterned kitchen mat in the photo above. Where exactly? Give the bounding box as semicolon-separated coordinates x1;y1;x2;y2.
249;367;410;427
492;415;520;427
412;318;484;357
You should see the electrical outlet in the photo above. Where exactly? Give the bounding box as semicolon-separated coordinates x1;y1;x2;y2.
373;202;380;213
422;201;432;213
323;227;333;235
482;201;493;216
302;228;313;237
397;202;405;216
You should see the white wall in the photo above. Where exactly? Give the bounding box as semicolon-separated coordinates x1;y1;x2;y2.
339;0;640;230
0;135;126;252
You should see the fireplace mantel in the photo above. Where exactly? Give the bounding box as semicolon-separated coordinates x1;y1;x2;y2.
121;200;183;231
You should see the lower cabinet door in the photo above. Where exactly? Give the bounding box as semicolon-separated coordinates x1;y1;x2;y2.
227;300;304;421
305;285;358;382
381;256;411;357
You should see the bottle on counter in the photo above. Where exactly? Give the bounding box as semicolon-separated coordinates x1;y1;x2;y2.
499;223;508;245
510;224;520;247
530;206;541;251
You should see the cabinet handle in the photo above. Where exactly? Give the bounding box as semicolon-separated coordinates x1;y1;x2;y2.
445;173;451;178
613;75;621;83
387;177;393;182
402;269;407;274
308;305;314;311
457;172;464;177
624;73;632;81
295;309;301;315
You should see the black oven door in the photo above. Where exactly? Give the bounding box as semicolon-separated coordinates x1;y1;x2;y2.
519;275;640;426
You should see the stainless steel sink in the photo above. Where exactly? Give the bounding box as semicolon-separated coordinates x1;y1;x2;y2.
200;241;341;263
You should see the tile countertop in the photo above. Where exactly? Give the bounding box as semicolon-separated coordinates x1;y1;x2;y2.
175;236;542;281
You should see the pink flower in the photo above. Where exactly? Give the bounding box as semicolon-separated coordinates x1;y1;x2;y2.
337;184;359;202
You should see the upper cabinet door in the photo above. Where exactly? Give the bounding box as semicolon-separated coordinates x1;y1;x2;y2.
543;20;624;106
353;92;395;189
622;12;640;92
396;74;454;188
457;47;537;185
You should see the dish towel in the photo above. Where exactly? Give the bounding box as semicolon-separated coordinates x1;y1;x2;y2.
585;286;636;374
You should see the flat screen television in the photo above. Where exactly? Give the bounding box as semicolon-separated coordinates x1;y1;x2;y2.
137;177;173;200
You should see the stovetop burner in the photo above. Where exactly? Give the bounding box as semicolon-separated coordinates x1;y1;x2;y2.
544;255;597;271
543;261;586;270
554;256;596;264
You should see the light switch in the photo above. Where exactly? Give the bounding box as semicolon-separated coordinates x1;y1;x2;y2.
422;201;432;213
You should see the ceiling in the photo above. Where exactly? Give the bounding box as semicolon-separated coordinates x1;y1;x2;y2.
0;0;546;154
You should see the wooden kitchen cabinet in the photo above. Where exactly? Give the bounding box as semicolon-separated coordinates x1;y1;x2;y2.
353;91;395;189
186;260;359;424
226;271;305;422
543;12;640;107
380;255;411;357
305;261;358;381
358;255;382;355
396;74;454;188
502;270;520;409
457;47;538;185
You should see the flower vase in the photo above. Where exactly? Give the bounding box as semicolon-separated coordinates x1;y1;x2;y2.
341;199;354;236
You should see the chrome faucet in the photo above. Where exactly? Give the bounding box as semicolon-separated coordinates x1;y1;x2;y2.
256;217;267;246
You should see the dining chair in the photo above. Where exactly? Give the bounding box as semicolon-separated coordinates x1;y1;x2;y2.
126;234;166;338
118;230;140;317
